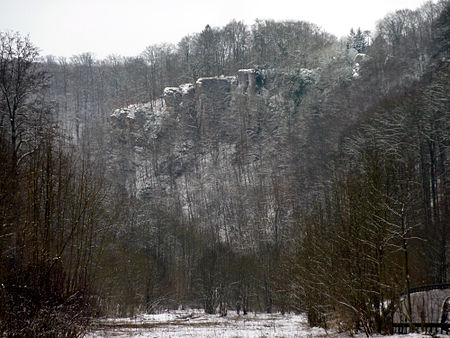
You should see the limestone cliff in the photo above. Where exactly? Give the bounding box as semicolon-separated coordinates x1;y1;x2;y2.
108;67;317;203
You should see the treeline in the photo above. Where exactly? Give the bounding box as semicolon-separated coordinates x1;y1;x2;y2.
0;33;113;336
288;3;449;333
42;19;334;139
289;59;449;333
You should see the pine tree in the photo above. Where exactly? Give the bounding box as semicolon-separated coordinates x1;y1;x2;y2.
347;27;368;53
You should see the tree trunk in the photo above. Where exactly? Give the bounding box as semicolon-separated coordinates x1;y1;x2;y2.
401;206;413;331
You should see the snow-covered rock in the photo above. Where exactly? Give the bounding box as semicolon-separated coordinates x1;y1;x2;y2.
163;87;182;109
111;102;151;129
354;53;370;63
179;83;194;96
110;100;169;141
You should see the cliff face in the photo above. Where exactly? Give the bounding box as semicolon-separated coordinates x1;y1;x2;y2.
108;67;319;247
110;69;262;197
163;73;254;113
108;67;320;199
110;66;315;142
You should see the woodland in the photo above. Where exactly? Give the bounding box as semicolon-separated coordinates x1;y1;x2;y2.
0;1;449;336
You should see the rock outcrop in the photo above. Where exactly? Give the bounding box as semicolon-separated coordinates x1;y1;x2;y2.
109;67;318;198
237;69;258;94
163;76;238;115
195;76;236;116
163;87;182;110
110;100;169;142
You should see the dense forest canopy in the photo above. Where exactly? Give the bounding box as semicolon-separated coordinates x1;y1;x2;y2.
0;1;449;336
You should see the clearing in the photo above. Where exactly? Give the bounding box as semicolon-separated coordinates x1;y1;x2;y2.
87;310;437;337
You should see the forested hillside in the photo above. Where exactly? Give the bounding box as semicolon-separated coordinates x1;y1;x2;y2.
1;1;449;336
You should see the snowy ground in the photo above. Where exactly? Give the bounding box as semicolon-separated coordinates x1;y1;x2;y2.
87;310;443;337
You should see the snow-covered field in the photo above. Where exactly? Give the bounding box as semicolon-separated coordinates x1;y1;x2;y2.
87;310;439;337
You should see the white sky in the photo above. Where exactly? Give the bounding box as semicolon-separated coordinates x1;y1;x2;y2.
0;0;429;59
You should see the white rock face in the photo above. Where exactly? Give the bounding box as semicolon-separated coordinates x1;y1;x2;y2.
110;100;168;139
111;103;148;120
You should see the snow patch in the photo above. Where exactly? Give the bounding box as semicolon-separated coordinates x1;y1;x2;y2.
354;53;370;63
179;83;194;95
196;76;237;87
88;310;327;337
111;103;157;121
164;87;182;96
238;68;256;74
87;310;436;338
353;62;360;78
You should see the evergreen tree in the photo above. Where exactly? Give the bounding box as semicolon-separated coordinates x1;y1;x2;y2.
347;27;368;53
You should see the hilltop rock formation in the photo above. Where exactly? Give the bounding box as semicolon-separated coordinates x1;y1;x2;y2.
108;67;318;199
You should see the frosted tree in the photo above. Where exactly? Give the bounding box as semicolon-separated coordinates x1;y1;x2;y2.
0;31;48;164
347;27;369;53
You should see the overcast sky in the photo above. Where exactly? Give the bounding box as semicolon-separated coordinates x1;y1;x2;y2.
1;0;428;59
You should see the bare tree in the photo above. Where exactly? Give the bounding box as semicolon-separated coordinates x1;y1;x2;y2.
0;31;48;164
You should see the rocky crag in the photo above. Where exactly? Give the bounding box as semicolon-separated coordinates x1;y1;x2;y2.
109;68;273;194
107;66;326;248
